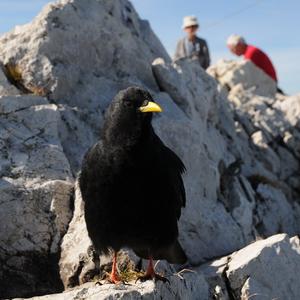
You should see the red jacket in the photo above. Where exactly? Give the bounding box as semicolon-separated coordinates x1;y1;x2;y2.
244;45;277;82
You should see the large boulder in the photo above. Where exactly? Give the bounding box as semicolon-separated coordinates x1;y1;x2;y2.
0;0;169;172
207;59;277;97
0;95;74;297
199;234;300;300
226;234;300;299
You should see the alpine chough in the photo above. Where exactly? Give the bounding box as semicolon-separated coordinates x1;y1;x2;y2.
79;86;187;283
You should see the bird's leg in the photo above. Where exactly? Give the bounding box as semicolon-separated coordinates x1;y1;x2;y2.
108;251;121;284
136;256;169;283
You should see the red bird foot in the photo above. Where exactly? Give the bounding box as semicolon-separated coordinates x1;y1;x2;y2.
106;251;122;284
108;271;122;284
135;257;169;284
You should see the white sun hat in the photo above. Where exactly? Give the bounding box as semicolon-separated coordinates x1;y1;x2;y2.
227;34;246;46
182;16;199;29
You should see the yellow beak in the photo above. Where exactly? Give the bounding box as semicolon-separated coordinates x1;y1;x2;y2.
139;101;162;113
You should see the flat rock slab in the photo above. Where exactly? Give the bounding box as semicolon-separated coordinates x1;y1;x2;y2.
227;233;300;299
198;234;300;299
14;272;209;300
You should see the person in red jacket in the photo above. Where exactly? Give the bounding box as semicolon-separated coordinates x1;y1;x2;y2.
226;34;277;82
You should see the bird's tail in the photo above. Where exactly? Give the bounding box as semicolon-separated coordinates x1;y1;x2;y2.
152;240;187;264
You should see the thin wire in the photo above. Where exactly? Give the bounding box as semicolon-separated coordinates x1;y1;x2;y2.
204;0;265;30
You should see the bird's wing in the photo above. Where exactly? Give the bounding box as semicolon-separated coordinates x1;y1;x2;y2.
79;141;104;195
152;134;186;218
161;144;186;208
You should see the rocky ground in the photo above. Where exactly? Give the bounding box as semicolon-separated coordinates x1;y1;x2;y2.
0;0;300;299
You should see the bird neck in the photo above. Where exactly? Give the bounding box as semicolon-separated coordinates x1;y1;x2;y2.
103;122;153;150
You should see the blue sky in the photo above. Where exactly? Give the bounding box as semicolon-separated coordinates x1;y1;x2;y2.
0;0;299;94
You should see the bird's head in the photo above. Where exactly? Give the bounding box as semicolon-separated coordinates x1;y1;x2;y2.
102;87;162;145
117;86;162;114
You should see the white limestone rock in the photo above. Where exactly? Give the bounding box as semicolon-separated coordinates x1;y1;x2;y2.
59;181;97;289
255;184;300;236
152;58;220;125
0;0;169;103
0;0;170;172
153;92;247;265
228;87;288;139
274;93;300;127
207;59;277;97
0;94;74;297
227;234;300;299
13;272;209;300
196;256;230;300
215;68;300;206
199;234;300;300
251;130;281;175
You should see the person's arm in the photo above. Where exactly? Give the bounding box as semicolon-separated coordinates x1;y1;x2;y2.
174;39;184;62
202;41;211;69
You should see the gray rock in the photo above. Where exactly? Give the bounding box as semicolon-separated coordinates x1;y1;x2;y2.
207;59;277;97
198;234;300;300
251;130;281;175
274;93;300;127
152;58;219;125
227;234;300;300
152;92;247;265
0;0;170;173
0;94;73;297
59;181;96;289
255;184;299;236
14;272;209;300
0;95;48;114
0;0;169;104
211;60;300;208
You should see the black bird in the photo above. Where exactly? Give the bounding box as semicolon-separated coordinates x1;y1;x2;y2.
79;87;187;283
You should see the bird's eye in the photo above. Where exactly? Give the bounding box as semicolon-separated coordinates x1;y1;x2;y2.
124;101;134;107
141;100;149;107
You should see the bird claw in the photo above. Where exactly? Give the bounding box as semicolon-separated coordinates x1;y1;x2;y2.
107;278;122;284
135;272;169;284
101;271;125;285
174;268;197;280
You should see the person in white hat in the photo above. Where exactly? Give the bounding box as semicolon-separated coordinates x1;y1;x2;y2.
174;16;210;69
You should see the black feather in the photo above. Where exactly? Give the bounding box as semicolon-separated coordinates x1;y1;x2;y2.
79;86;187;264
